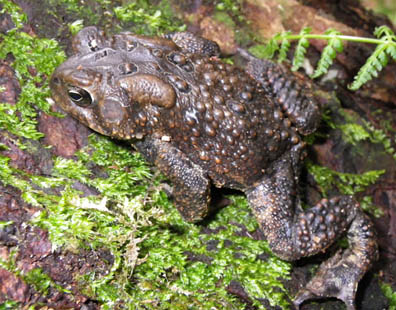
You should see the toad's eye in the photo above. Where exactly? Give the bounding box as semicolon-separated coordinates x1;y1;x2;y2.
68;87;93;107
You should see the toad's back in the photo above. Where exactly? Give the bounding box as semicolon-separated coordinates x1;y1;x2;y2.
51;31;299;189
149;54;299;188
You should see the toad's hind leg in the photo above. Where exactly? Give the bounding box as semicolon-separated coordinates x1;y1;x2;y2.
240;49;321;135
245;155;378;310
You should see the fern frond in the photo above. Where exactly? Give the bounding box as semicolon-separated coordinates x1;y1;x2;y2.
277;31;291;63
312;29;343;78
261;25;396;90
262;35;280;58
248;35;281;59
374;25;395;39
291;27;311;71
349;26;396;90
386;44;396;60
349;45;388;90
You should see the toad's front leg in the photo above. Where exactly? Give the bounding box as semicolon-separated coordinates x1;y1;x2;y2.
245;152;378;310
135;137;211;222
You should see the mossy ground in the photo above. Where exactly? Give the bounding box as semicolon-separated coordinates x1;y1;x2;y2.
0;0;394;309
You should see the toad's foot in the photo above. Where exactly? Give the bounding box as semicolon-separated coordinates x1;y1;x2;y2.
294;212;378;310
294;251;358;310
246;153;378;310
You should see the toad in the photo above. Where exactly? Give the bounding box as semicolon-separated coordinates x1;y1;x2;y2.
50;26;378;310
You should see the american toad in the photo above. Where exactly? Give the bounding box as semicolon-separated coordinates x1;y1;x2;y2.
50;26;378;310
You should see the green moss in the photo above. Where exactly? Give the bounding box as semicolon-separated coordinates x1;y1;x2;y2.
338;121;396;161
0;128;287;308
0;30;65;113
360;196;384;218
39;0;185;38
215;0;244;22
0;249;69;299
0;220;13;228
213;11;236;29
47;0;81;13
0;249;17;273
68;19;84;35
46;0;111;27
0;0;65;146
362;119;396;161
213;0;257;47
336;106;396;162
114;0;185;35
307;161;385;195
381;283;396;310
338;123;371;145
0;103;44;140
0;301;20;310
24;268;69;295
126;195;290;310
307;161;385;217
0;0;26;28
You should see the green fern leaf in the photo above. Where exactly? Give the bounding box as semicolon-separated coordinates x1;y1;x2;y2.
266;25;396;89
375;25;396;61
263;36;280;58
332;36;343;52
312;29;343;78
378;49;389;65
277;31;291;63
376;51;388;69
250;35;281;59
349;44;389;90
292;27;311;71
248;43;278;60
350;25;396;90
374;25;395;39
386;44;396;60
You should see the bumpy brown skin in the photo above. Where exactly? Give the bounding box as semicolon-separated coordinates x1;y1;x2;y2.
50;27;378;310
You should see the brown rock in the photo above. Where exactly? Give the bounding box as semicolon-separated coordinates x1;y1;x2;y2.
200;16;237;54
0;268;30;303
